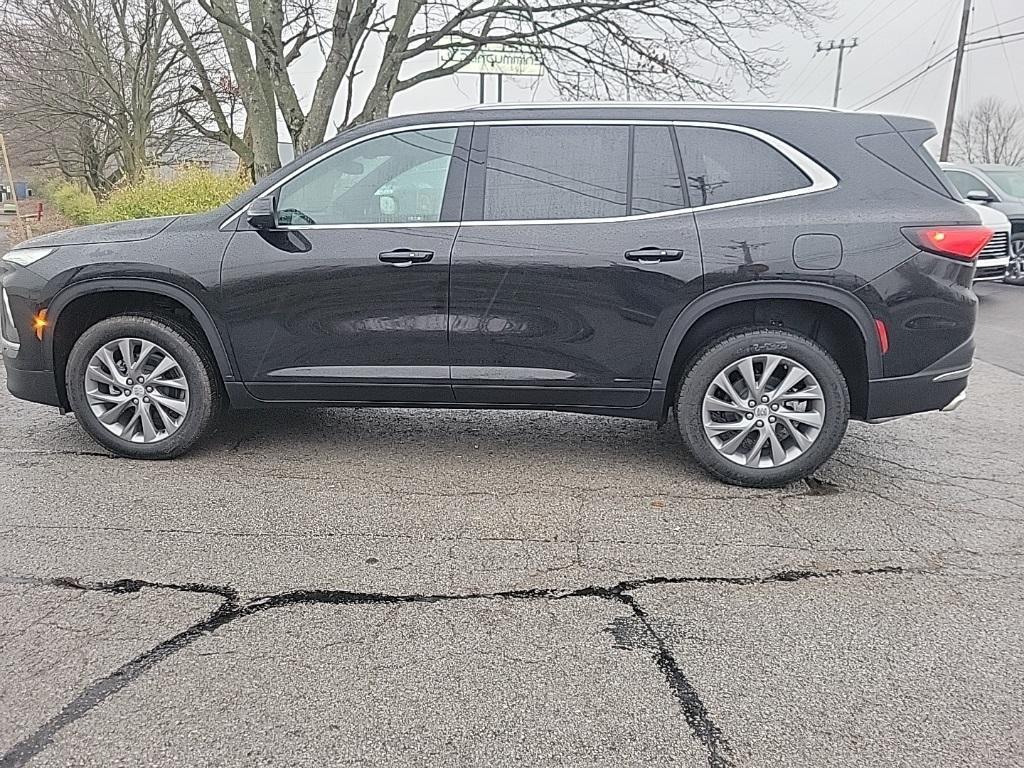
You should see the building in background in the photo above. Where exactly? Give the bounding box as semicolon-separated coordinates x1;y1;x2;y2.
0;181;33;202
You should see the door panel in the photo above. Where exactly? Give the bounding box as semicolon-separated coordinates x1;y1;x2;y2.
220;125;468;404
222;226;458;402
449;218;702;407
449;123;703;408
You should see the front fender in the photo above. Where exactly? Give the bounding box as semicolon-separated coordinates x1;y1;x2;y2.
44;277;236;381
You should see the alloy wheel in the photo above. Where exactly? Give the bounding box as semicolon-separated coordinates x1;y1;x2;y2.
701;354;826;468
84;337;190;443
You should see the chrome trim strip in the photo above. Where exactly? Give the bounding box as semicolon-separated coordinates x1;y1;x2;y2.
932;365;973;383
267;364;449;379
221;118;838;231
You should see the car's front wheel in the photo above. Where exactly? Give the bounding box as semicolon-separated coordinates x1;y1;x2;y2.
675;329;850;487
66;314;222;458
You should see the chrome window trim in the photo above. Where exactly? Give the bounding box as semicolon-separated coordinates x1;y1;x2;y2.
220;118;838;231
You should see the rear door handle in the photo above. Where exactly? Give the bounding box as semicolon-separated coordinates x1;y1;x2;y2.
624;247;684;264
379;249;434;267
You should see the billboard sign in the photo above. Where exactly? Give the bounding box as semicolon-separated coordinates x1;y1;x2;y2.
444;44;543;76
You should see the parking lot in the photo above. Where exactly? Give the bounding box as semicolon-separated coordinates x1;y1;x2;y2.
0;283;1021;767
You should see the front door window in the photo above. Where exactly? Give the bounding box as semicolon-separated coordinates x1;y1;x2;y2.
275;128;458;226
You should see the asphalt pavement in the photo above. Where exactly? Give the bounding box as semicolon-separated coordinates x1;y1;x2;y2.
1;282;1022;767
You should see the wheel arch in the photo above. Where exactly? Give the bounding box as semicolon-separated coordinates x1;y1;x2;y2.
654;282;881;420
46;279;236;408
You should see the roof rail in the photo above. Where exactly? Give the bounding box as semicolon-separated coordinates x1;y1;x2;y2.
466;101;845;113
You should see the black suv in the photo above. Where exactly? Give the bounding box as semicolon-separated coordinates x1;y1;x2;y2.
1;104;986;486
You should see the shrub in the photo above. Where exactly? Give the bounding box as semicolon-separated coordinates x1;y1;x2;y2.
98;167;250;222
48;167;250;226
50;182;99;225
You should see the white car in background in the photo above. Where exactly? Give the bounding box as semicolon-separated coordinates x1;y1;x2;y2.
968;201;1011;283
941;162;1023;285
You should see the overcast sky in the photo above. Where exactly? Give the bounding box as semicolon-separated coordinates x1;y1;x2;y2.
372;0;1023;140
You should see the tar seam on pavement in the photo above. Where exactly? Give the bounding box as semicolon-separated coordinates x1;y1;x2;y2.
0;566;910;768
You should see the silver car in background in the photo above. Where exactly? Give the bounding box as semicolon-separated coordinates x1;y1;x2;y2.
941;162;1024;285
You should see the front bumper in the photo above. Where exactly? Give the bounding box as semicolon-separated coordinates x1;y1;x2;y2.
2;350;61;407
863;337;974;421
974;257;1009;282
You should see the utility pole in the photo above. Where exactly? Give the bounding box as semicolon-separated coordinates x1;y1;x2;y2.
940;0;973;161
817;38;859;108
0;133;30;241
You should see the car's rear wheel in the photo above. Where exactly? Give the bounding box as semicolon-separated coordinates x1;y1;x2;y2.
675;329;850;487
66;315;221;458
1005;234;1024;285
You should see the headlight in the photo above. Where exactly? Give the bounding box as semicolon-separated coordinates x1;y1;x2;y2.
2;247;54;267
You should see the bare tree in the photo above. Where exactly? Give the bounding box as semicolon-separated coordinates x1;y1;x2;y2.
0;0;208;194
952;97;1024;167
164;0;829;179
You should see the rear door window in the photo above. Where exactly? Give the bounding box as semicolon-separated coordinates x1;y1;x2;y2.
675;126;811;207
481;125;629;220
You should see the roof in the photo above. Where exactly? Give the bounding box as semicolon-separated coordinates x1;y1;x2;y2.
365;101;928;135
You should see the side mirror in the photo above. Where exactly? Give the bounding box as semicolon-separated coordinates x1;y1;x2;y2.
246;196;278;229
966;190;995;203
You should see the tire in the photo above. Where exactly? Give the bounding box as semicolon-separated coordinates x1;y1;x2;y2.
675;328;850;488
1004;234;1024;285
65;314;222;459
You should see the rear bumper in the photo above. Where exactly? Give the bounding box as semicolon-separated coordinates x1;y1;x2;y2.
863;337;974;421
2;351;61;407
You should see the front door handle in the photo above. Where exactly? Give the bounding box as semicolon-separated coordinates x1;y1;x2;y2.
624;247;684;264
379;249;434;266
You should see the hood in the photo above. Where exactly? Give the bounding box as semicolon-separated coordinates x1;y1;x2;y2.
968;202;1011;230
12;215;180;250
994;200;1024;219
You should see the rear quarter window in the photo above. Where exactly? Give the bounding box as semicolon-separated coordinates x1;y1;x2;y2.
675;126;811;206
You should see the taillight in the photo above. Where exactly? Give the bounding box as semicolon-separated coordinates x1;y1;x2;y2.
902;226;993;262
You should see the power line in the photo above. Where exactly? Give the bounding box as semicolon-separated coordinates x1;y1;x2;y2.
846;0;917;39
779;51;819;101
971;11;1024;36
854;51;956;110
969;28;1024;46
903;0;961;111
853;27;1024;111
988;0;1023;108
787;0;920;104
834;0;889;38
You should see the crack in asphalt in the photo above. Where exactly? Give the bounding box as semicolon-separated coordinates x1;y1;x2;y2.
0;566;908;768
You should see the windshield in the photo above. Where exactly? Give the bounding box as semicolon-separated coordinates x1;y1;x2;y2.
982;169;1024;198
